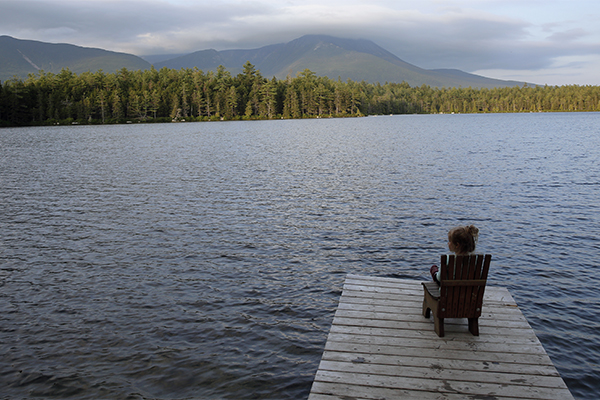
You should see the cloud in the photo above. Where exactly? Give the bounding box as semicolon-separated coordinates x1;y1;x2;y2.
474;54;600;86
547;28;588;42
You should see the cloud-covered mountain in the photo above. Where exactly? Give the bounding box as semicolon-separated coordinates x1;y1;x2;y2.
1;34;528;88
0;35;150;81
153;35;528;88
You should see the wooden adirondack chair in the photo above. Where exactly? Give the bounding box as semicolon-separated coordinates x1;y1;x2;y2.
422;254;492;337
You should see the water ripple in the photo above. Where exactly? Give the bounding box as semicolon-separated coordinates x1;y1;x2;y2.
1;113;599;399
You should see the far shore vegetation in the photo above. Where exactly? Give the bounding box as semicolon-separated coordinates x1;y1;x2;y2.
1;61;599;127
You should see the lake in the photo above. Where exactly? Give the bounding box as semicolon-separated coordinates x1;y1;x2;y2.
1;113;598;399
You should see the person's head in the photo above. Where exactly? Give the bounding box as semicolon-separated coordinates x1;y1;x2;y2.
448;225;479;255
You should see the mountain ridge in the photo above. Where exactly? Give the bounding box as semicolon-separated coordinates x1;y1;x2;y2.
0;35;150;81
154;35;527;88
1;34;529;88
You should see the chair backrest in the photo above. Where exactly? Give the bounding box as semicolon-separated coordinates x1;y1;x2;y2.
438;254;492;319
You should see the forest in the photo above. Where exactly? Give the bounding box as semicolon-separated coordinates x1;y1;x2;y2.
1;61;599;126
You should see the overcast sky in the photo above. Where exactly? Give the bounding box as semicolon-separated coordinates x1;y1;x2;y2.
2;0;599;85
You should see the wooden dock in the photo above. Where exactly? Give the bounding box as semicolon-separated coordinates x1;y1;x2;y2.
309;274;574;400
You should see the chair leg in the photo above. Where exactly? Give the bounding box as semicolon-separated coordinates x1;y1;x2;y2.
434;316;445;337
422;300;431;318
468;318;479;336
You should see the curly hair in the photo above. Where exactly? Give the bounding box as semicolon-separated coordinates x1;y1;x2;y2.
448;225;479;254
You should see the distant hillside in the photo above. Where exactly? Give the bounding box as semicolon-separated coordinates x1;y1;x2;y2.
1;34;529;89
155;35;528;89
0;36;150;82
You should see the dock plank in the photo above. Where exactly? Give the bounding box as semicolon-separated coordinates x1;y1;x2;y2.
308;275;574;400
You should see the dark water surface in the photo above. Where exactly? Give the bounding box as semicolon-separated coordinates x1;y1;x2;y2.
1;113;599;399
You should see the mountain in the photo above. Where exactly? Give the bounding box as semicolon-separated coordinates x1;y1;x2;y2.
0;35;150;82
154;35;528;88
1;34;528;89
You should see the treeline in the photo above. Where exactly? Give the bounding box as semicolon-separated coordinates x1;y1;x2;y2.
1;61;599;126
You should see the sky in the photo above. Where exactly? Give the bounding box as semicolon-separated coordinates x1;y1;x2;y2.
2;0;599;86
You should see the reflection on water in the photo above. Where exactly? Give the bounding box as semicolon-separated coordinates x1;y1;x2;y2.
1;113;599;399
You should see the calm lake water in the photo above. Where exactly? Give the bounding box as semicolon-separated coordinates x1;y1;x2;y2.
1;113;599;399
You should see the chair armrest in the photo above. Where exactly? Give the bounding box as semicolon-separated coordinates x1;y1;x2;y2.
442;279;487;287
422;282;440;299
